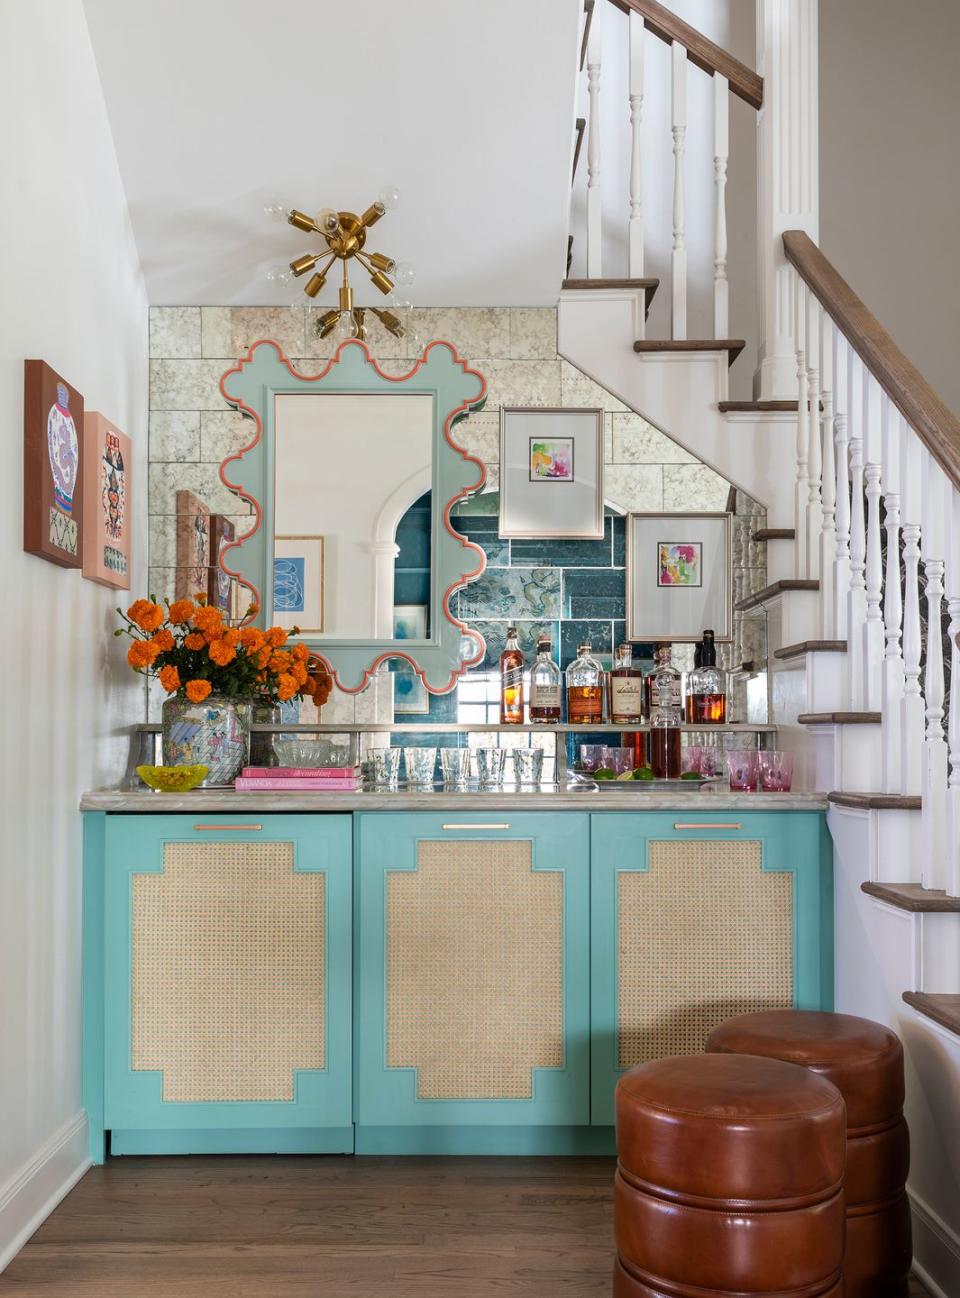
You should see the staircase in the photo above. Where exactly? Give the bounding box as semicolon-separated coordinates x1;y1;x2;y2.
559;3;960;1292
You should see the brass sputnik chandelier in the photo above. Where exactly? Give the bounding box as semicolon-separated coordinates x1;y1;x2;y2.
264;187;415;343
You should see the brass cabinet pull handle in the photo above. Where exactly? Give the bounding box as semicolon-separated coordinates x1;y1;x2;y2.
673;822;742;830
193;823;263;832
441;823;511;831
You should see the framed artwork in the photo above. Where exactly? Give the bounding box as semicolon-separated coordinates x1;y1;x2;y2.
207;514;236;611
626;512;732;642
273;535;324;632
174;489;210;600
23;360;84;568
500;407;603;539
393;604;428;641
82;411;130;589
393;662;429;714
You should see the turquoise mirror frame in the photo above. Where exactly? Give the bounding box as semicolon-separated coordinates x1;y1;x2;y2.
218;339;488;694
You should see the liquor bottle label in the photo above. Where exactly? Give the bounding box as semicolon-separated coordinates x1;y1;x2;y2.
530;682;561;709
649;704;679;726
611;678;642;717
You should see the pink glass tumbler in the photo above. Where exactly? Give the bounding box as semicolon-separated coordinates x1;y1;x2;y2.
727;749;758;791
759;750;794;792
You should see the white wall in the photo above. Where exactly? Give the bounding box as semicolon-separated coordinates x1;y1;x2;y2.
820;0;960;417
0;0;148;1271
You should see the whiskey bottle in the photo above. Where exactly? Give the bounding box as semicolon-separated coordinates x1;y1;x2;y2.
610;642;643;725
690;628;727;723
566;642;603;724
649;645;682;778
684;638;704;723
529;635;562;723
499;626;524;724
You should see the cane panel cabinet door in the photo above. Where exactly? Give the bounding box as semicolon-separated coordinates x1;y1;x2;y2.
355;812;591;1152
92;813;353;1158
590;812;833;1125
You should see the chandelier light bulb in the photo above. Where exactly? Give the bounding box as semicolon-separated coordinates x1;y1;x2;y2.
315;208;341;237
377;184;400;213
392;259;416;289
266;264;292;285
264;201;289;222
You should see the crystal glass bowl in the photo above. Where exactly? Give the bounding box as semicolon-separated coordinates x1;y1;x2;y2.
136;764;208;792
274;739;347;768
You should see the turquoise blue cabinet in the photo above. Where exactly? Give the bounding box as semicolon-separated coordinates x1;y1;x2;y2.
87;813;353;1160
354;812;594;1153
589;811;833;1125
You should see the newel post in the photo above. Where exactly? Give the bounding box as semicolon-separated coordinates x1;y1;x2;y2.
754;0;819;400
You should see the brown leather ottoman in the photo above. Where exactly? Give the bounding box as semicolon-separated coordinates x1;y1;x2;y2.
707;1010;912;1298
614;1053;846;1297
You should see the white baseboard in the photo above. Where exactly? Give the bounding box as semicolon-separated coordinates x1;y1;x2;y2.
0;1112;90;1274
910;1185;960;1297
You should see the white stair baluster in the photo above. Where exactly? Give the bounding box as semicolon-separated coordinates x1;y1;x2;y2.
900;433;924;796
862;374;884;710
818;316;836;637
846;349;867;708
880;398;904;793
671;41;687;339
713;74;729;340
920;453;948;889
586;22;602;277
628;13;644;283
946;482;960;897
832;328;851;641
793;275;809;577
805;290;822;576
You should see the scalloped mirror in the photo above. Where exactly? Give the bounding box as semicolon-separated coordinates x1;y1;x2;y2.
218;339;488;694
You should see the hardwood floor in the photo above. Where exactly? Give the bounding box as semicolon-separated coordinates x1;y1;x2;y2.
1;1155;934;1297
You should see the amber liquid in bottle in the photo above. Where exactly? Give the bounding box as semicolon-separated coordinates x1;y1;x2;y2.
692;692;727;723
650;726;681;779
567;686;603;723
499;627;524;724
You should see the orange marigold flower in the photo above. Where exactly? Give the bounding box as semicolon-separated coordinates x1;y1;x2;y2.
192;605;223;635
257;646;272;669
158;664;181;693
168;599;195;625
276;672;298;702
292;643;310;662
208;639;237;666
127;640;160;670
221;627;241;647
185;678;212;703
240;627;266;653
126;598;151;622
128;600;165;632
266;626;288;647
151;628;175;652
268;651;292;674
291;663;308;687
184;632;205;651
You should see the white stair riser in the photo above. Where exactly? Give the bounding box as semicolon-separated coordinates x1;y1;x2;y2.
765;538;798;584
807;722;882;793
762;590;821;655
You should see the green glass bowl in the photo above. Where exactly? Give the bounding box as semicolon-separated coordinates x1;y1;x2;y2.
136;764;208;793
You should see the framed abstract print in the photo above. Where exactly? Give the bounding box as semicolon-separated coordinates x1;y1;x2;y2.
82;411;131;589
393;662;429;714
174;489;210;600
626;511;732;642
23;360;84;568
207;514;236;612
273;535;324;633
393;604;428;641
499;407;604;539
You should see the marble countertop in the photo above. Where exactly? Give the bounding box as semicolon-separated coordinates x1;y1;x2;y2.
81;786;828;813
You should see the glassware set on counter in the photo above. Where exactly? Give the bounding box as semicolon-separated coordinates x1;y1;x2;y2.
366;744;545;790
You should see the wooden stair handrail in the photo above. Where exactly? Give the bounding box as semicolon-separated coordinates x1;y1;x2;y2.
783;230;960;491
605;0;763;110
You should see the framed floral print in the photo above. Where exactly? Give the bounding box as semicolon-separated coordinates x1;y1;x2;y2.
82;411;131;589
626;511;732;642
499;407;604;539
23;360;84;568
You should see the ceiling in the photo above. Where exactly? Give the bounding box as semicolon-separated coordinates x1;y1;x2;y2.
83;0;581;306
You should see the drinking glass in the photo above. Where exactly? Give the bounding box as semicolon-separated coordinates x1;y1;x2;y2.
439;747;471;787
404;747;437;788
727;749;758;791
474;746;506;786
680;745;703;775
580;744;605;772
699;746;718;778
368;747;401;788
759;750;794;792
512;747;544;786
601;746;635;775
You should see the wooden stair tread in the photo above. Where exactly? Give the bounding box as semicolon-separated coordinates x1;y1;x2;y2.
719;399;800;412
754;528;795;542
572;118;586;182
832;793;920;810
797;711;882;725
774;640;847;660
633;338;745;366
902;992;960;1036
863;882;960;913
735;579;819;612
563;278;660;319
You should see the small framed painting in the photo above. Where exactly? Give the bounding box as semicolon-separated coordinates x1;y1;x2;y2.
207;514;236;612
273;535;324;632
82;411;131;588
393;662;429;714
500;407;604;539
393;604;428;641
626;512;732;642
174;489;210;600
23;360;84;568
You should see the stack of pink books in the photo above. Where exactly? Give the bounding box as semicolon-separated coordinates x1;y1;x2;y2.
234;765;360;792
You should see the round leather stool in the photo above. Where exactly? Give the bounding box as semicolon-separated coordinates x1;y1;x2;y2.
614;1053;846;1297
707;1010;912;1298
